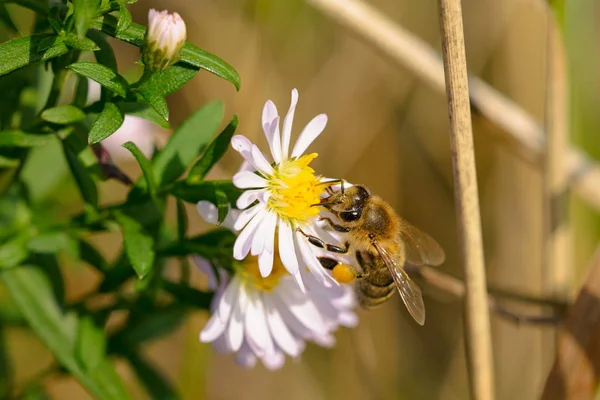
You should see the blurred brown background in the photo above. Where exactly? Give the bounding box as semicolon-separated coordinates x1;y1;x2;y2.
6;0;600;398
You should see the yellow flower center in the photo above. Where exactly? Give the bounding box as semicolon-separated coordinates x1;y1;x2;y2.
238;254;288;292
267;153;323;225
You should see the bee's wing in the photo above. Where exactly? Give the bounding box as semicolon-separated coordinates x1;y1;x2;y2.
372;240;426;326
397;218;446;267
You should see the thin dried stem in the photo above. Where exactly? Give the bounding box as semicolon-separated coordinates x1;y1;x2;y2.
436;0;494;399
305;0;600;213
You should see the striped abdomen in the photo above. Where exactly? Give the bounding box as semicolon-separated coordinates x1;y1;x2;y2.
355;250;396;309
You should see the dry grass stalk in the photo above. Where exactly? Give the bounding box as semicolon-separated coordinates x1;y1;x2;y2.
305;0;600;213
436;0;494;399
541;246;600;400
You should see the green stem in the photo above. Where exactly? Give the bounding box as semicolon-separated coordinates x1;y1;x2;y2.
43;68;69;111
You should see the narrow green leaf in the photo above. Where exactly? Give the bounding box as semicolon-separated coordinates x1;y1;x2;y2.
63;145;98;207
0;34;69;77
41;105;86;124
0;131;53;147
115;212;155;279
73;75;89;108
170;180;241;206
0;156;18;167
68;62;128;97
0;5;18;33
122;141;156;195
187;115;238;183
88;102;124;144
121;305;187;345
74;0;101;38
12;0;49;16
0;235;29;270
76;316;107;372
176;199;188;242
214;189;229;224
180;43;241;90
88;30;117;72
65;35;100;51
1;265;131;400
78;239;109;272
115;2;132;33
118;102;170;129
163;280;212;309
137;64;198;120
153;101;224;186
89;17;240;89
127;352;179;400
28;232;78;257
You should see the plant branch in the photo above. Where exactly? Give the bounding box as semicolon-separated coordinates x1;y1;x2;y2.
305;0;600;213
436;0;494;399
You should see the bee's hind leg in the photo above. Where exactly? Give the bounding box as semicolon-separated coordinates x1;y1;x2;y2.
297;228;349;254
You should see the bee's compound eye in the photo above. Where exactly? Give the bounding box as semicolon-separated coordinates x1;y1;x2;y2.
339;210;361;221
332;264;357;283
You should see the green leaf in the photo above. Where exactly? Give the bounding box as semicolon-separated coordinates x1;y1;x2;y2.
1;265;131;400
127;352;179;400
187;115;238;183
78;239;109;272
28;232;78;258
88;102;124;144
122;142;156;195
0;131;53;147
41;105;86;124
12;0;49;16
76;316;107;372
63;144;98;207
68;62;128;97
152;101;224;186
90;17;240;90
115;212;155;279
73;75;90;108
74;0;101;38
65;34;101;51
180;43;241;91
0;156;18;167
176;199;187;241
0;5;18;33
214;188;229;224
115;2;132;33
137;64;198;120
88;30;117;72
162;280;211;309
118;102;170;129
170;180;241;208
0;235;29;270
120;305;187;345
0;34;69;77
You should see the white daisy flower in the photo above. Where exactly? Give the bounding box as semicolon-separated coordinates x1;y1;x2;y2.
195;201;358;370
231;88;340;290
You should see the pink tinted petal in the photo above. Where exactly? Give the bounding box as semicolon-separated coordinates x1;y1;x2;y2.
233;171;267;189
211;334;231;354
226;285;247;352
216;275;241;324
281;89;298;160
192;256;217;291
262;346;286;371
231;135;252;158
196;201;218;225
338;311;359;328
199;312;226;343
291;114;327;158
273;280;328;336
236;189;262;209
267;117;282;163
244;291;272;357
238;160;255;173
264;295;304;357
250;145;275;176
235;341;258;368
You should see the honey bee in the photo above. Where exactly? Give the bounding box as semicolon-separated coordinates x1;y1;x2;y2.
299;183;445;326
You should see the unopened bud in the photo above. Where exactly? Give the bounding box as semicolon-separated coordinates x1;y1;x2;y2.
142;9;187;72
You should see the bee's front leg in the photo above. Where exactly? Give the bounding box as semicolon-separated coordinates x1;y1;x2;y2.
297;228;350;254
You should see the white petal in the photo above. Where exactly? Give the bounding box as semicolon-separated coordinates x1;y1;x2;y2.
233;202;265;231
267;117;282;163
226;285;247;352
262;100;278;128
257;213;278;277
250;145;275;176
192;256;218;291
235;341;258;368
233;208;267;260
262;346;286;371
312;333;336;348
244;291;272;357
291;114;327;158
258;246;274;277
278;221;299;276
199;312;226;342
264;295;304;357
338;311;359;328
231;135;252;158
238;160;255;173
221;208;241;232
295;231;337;288
251;210;276;257
211;334;231;354
281;89;298;160
216;275;241;324
236;189;262;209
273;280;328;336
233;171;267;189
196;201;218;225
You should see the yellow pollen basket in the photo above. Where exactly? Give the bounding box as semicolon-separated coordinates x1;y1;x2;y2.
332;264;357;284
267;153;323;224
239;255;288;292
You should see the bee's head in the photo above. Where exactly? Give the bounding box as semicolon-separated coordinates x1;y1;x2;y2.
320;184;370;222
